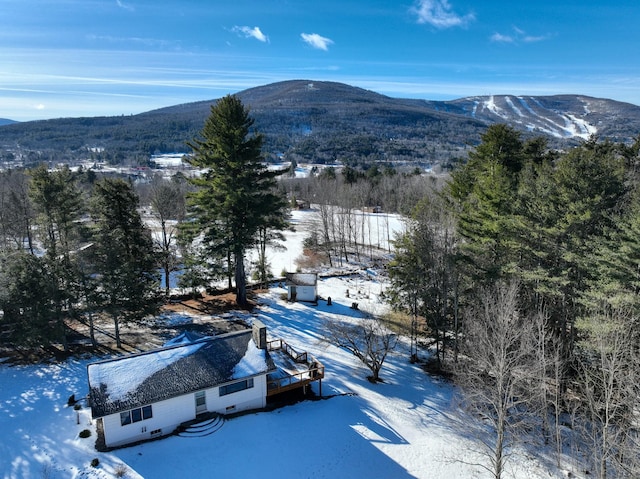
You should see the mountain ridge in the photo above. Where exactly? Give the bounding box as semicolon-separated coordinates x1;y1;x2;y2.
1;80;639;166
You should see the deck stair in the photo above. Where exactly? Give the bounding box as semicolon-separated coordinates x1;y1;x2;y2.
177;414;225;438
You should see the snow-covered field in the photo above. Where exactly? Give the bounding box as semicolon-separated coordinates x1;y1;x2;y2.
0;209;577;479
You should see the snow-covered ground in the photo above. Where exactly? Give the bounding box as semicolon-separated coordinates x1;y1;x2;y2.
0;209;578;479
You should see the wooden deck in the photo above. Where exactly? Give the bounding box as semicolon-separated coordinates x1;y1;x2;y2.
266;339;324;396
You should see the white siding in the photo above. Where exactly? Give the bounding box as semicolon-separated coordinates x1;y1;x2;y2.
288;285;316;302
102;374;268;448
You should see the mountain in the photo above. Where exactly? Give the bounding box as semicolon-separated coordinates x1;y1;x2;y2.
1;80;639;167
439;94;640;143
0;118;17;127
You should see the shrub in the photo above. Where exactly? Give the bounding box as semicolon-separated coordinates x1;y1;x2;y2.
114;464;128;477
90;458;99;468
79;429;91;438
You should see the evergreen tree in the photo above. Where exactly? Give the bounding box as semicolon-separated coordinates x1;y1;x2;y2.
29;165;85;350
517;141;627;353
387;194;458;364
90;178;160;348
447;124;525;284
185;95;288;306
0;251;57;346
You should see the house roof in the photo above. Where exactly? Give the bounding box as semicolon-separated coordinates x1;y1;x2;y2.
285;272;318;287
87;330;275;418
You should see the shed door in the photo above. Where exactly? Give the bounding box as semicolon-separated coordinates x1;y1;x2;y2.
195;391;207;414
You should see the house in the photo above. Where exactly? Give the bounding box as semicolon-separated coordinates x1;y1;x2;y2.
87;321;325;450
87;324;274;449
285;272;318;302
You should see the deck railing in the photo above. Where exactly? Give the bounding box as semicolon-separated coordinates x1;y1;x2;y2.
266;338;324;396
266;338;308;363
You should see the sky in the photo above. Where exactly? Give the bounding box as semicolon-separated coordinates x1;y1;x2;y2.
1;0;639;121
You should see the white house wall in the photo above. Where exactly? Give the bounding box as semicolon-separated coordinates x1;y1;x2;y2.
101;374;268;448
289;285;316;302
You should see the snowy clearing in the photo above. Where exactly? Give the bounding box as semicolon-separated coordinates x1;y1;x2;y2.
0;208;580;478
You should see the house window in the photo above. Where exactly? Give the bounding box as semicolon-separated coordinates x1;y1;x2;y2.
219;378;254;397
120;405;153;426
120;411;131;426
142;405;153;420
131;408;142;423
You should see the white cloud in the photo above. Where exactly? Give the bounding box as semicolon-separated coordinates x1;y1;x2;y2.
522;34;550;43
115;0;134;12
491;27;551;44
411;0;474;29
490;32;515;43
232;26;269;43
300;33;334;51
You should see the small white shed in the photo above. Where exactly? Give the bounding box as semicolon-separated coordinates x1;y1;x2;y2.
285;272;318;302
87;328;274;449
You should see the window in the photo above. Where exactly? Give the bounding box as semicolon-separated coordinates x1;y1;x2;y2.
142;405;153;420
120;405;153;426
219;378;254;397
131;408;142;423
120;411;131;426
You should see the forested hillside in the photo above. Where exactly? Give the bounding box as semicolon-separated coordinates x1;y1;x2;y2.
1;80;639;169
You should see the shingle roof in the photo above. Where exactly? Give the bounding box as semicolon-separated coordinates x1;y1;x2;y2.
87;330;274;418
285;272;318;287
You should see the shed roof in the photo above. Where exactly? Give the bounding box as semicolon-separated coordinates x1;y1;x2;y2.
285;272;318;287
87;330;274;418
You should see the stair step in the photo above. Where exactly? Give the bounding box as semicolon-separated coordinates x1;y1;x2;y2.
177;415;225;438
186;417;221;430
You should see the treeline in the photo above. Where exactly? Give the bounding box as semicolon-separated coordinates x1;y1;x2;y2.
386;125;640;478
0;166;186;350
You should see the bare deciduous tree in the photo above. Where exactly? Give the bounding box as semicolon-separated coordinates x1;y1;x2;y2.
324;314;397;382
148;174;186;296
456;281;541;479
576;309;640;479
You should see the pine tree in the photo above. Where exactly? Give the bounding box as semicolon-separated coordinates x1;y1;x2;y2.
447;124;524;284
387;194;457;364
90;178;160;348
0;251;57;346
29;165;85;350
185;95;288;306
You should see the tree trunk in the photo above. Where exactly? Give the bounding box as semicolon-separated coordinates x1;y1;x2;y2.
113;314;121;349
235;250;247;306
495;418;505;479
227;248;233;290
88;310;96;347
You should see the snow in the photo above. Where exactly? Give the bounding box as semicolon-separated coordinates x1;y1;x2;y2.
88;343;205;403
0;208;578;479
481;95;598;140
505;96;525;118
150;154;185;168
484;95;508;119
251;207;404;277
231;340;268;379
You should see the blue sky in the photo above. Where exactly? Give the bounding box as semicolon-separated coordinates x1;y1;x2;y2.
1;0;639;121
